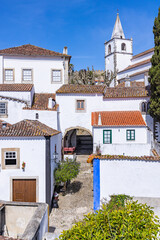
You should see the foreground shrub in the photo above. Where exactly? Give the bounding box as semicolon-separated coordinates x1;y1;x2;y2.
59;196;160;239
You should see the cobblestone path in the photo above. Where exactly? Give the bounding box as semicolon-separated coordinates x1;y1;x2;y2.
49;155;93;238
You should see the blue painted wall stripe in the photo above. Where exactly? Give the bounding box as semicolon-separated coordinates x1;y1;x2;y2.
93;158;100;211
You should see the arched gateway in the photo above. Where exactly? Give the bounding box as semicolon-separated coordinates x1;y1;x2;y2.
63;127;93;155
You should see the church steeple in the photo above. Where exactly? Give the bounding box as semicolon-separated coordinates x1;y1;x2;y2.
111;13;125;39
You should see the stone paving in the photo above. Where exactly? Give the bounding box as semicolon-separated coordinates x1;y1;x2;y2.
49;155;93;238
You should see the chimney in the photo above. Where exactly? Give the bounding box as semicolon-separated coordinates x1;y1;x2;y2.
98;113;102;125
63;46;68;55
125;75;130;87
48;98;53;109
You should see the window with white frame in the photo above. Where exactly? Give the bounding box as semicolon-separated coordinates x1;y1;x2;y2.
0;102;7;116
103;130;112;144
22;69;32;82
2;148;20;169
52;70;62;83
5;69;14;81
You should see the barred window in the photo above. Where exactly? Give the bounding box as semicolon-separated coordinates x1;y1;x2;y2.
0;102;7;115
5;69;14;81
52;70;61;82
22;69;32;81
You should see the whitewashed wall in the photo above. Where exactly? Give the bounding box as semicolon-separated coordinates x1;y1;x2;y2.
117;62;151;80
0;90;33;106
0;100;26;124
0;137;46;202
100;159;160;201
56;93;150;135
1;56;68;93
93;126;151;156
132;50;153;64
22;109;58;130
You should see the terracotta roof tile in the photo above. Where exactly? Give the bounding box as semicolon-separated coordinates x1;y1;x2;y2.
0;120;60;137
0;44;71;58
0;84;33;92
24;93;58;111
56;84;106;94
118;58;151;73
91;111;146;126
104;85;150;98
89;154;160;162
132;48;154;60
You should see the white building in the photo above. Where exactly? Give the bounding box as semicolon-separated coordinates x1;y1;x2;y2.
105;13;153;88
104;13;133;86
0;120;61;207
56;83;153;156
92;111;151;156
0;44;71;93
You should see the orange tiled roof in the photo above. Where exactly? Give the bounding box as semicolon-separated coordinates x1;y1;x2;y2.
132;48;154;60
24;93;58;111
91;111;146;126
0;44;71;58
0;120;60;137
56;84;106;94
118;58;151;73
0;84;33;92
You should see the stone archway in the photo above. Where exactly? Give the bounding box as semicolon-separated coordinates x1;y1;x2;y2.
63;127;93;155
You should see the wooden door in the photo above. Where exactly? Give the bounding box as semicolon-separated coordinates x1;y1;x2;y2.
13;179;36;202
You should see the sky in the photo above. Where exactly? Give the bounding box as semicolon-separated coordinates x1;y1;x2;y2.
0;0;159;70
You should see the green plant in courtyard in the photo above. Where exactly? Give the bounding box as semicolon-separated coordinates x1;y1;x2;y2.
54;158;80;186
59;195;160;240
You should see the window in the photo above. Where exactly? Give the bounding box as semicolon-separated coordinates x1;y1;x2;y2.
2;148;20;169
22;69;32;82
35;113;39;119
5;69;14;82
52;70;62;83
103;130;112;144
0;102;7;116
108;45;111;54
141;102;147;113
76;100;85;110
121;43;126;51
126;130;135;141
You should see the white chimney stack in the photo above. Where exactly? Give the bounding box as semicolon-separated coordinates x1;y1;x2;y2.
98;113;102;125
48;98;53;109
63;46;68;55
125;75;130;87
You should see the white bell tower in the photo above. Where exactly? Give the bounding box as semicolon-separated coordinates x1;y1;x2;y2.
105;13;133;86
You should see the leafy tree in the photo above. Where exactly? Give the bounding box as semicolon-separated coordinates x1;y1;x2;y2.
59;195;160;240
148;8;160;120
54;158;80;187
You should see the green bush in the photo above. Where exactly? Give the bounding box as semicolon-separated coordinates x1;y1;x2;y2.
59;195;160;240
55;158;80;185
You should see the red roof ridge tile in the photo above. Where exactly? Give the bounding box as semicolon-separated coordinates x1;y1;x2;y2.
0;44;71;58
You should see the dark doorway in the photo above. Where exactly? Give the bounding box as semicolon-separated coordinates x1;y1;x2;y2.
64;128;93;155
